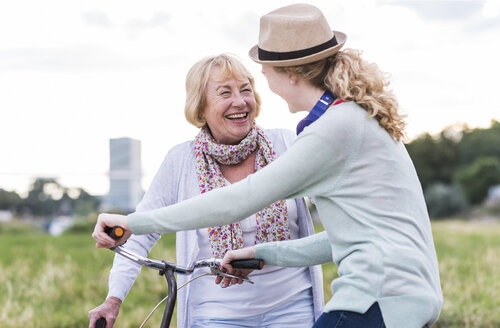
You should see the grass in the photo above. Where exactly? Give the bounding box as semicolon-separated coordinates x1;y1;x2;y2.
431;220;500;327
0;231;176;328
0;219;499;327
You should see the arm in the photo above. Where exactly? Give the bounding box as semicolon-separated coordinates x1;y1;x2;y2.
105;154;173;298
221;231;332;267
127;132;342;235
219;231;332;286
107;233;160;300
89;148;181;326
106;152;173;300
108;146;182;294
88;233;160;327
254;231;332;267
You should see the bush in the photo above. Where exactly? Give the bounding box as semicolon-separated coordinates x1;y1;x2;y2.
455;157;500;205
424;183;468;218
0;220;44;234
64;214;98;234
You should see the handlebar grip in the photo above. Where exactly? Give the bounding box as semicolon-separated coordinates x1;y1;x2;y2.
104;226;124;240
230;259;264;270
94;317;106;328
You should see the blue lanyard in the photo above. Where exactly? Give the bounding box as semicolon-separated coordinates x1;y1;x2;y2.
296;90;335;135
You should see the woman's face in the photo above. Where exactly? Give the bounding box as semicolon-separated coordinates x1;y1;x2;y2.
204;66;257;145
260;64;301;113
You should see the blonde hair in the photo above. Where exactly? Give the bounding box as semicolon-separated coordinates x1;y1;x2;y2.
184;53;262;128
275;49;406;141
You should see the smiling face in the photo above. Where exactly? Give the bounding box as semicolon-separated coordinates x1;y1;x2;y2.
203;66;257;145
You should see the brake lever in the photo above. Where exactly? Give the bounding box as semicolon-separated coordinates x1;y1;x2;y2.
209;267;254;285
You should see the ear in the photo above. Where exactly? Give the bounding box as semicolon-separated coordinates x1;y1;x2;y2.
282;67;297;82
288;72;299;85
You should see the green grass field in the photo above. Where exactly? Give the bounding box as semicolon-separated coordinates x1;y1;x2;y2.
1;220;499;327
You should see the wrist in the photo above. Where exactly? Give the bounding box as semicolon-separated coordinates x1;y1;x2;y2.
123;216;129;230
236;247;255;259
106;296;122;306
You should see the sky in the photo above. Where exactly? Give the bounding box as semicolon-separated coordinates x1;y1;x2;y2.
1;0;499;196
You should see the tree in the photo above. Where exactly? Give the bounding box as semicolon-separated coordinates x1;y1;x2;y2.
455;157;500;205
72;188;101;217
22;178;62;216
405;121;500;212
19;178;100;218
406;130;459;191
458;120;500;166
424;183;467;218
0;188;22;211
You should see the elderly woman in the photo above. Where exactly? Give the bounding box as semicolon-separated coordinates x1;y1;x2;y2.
88;53;323;328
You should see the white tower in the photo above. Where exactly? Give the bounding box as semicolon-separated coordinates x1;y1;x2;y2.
108;137;143;212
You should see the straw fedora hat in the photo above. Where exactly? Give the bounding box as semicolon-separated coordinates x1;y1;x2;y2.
249;3;347;67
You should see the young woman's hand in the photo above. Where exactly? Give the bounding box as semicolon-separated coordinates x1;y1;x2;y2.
216;247;256;287
92;213;131;248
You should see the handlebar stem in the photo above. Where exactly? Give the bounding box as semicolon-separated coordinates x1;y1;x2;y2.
110;246;224;274
111;246;167;271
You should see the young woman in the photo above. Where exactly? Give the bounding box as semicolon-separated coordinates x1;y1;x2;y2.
93;4;443;328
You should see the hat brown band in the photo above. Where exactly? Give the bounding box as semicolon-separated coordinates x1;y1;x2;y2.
258;35;338;61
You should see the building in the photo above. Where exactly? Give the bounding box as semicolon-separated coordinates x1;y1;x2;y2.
107;137;143;212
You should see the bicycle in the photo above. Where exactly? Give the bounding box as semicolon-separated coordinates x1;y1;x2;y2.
94;226;263;328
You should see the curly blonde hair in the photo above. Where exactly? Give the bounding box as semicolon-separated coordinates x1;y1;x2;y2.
275;49;406;141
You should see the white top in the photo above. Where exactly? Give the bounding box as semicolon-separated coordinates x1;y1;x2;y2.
190;199;311;318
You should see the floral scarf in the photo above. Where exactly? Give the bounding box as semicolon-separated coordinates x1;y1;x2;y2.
194;124;290;258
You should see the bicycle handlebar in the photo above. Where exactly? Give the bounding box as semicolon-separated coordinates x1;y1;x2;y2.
110;244;263;272
104;226;124;240
228;259;265;270
94;317;106;328
105;226;264;272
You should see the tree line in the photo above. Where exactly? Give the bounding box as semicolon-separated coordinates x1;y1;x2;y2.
0;178;100;218
1;121;499;220
406;120;500;218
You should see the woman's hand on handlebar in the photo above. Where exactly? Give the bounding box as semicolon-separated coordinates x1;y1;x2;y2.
88;296;121;328
92;213;131;248
217;246;256;287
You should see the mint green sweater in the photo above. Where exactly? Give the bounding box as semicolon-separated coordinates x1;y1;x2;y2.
128;102;442;328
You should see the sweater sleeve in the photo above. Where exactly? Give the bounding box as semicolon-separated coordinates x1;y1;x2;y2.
107;234;159;301
254;231;332;267
107;146;183;301
128;131;343;234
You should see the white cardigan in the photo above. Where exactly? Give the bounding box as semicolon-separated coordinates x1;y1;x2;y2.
107;128;324;328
